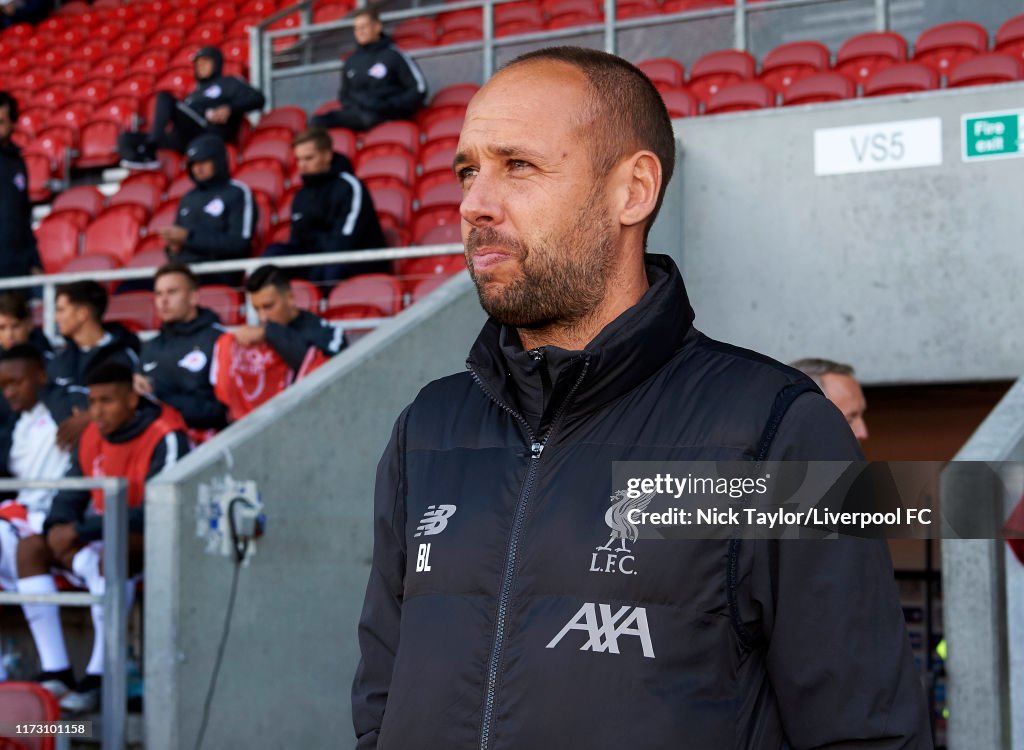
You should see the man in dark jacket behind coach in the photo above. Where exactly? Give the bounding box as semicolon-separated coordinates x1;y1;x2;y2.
352;47;932;749
161;134;256;286
311;7;427;132
0;91;42;279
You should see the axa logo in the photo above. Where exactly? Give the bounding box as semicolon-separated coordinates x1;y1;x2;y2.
414;504;456;537
546;602;655;659
590;489;654;576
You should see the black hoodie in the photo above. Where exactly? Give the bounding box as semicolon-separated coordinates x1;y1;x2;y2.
290;152;387;257
140;307;228;430
173;134;256;265
44;398;190;543
47;322;141;414
182;47;266;142
340;33;428;120
0;139;42;278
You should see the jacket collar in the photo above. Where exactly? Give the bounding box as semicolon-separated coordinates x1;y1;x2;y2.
467;254;696;429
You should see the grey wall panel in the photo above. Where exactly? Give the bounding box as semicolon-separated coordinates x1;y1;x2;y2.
672;82;1024;385
145;274;484;749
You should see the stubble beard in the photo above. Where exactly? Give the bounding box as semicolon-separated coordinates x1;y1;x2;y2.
466;187;616;331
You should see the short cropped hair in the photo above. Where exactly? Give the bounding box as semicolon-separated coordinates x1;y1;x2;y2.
789;358;857;389
56;281;107;322
293;127;332;153
0;292;30;321
0;343;44;369
501;47;675;244
245;264;290;294
352;6;380;23
86;360;134;387
154;262;199;290
0;91;18;121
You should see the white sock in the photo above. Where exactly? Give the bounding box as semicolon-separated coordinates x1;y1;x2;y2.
71;544;103;592
86;598;104;677
17;575;70;673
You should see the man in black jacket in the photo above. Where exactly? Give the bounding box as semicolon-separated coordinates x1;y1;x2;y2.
160;134;256;285
263;128;387;284
134;263;228;436
352;48;931;749
232;264;344;369
49;281;140;449
118;46;266;169
311;7;427;132
0;91;42;279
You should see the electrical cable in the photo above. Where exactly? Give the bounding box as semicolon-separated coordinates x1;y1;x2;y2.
195;497;250;750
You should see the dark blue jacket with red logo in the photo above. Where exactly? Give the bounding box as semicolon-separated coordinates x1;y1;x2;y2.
352;254;931;749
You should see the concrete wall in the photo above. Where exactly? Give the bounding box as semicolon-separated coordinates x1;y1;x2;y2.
671;82;1024;385
145;273;483;749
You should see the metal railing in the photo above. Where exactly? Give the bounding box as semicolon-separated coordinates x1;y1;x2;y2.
0;478;128;750
0;244;464;342
250;0;895;109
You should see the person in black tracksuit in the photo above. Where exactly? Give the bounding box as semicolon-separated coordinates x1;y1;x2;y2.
352;50;930;750
118;46;266;168
232;264;344;369
263;128;388;284
311;8;427;132
0;91;42;279
136;264;227;432
162;134;256;286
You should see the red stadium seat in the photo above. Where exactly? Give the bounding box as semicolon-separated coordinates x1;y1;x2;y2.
326;273;403;316
35;211;86;273
369;185;412;228
687;49;756;103
289;278;323;313
202;3;238;23
198;286;243;325
496;3;544;26
53;62;90;87
662;0;733;10
235;163;286;204
759;40;831;93
438;8;481;34
148;199;181;234
154;67;195;100
93;19;126;43
76;120;122;169
495;19;545;37
83;206;146;264
615;0;659;19
130;49;172;76
392;17;437;44
835;31;907;83
948;53;1024;88
111;33;147;58
0;682;60;750
241;137;295;171
23;126;76;179
170;44;205;69
239;0;278;17
358;152;417;188
396;253;465;279
49;103;93;133
864;63;937;97
660;88;698;118
256;106;307;134
637;58;686;89
429;83;480;109
360;121;421;156
704;81;775;114
52;186;105;218
415;173;460;205
112;73;155;100
69;41;108;64
421;116;464;149
16;107;49;138
127;13;161;36
57;28;88;48
995;13;1024;63
410;206;460;243
127;246;169;270
188;22;226;46
93;96;140;129
166;173;194;202
781;72;856;106
70;80;113;107
163;8;199;30
156;149;187;183
419;145;456;179
63;252;121;274
413;223;462;247
31;84;72;111
313;2;350;24
863;62;939;97
228;13;265;38
250;190;274;249
108;181;162;216
913;21;987;75
106;292;158;332
328;128;357;157
546;9;602;29
23;153;53;202
438;28;482;45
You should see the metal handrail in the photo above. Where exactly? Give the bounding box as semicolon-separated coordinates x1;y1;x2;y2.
0;477;129;750
251;0;894;108
1;244;465;341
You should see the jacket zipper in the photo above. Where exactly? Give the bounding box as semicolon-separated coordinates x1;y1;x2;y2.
469;358;590;750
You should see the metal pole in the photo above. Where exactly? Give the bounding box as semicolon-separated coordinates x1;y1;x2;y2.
874;0;889;31
262;31;275;111
102;479;129;750
604;0;616;55
42;282;56;343
301;1;313;67
249;25;263;93
734;0;747;51
482;0;494;81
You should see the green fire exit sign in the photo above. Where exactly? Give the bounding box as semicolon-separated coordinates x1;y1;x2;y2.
962;110;1024;161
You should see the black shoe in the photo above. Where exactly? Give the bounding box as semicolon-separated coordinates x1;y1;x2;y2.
121;141;160;171
36;668;75;699
60;674;101;714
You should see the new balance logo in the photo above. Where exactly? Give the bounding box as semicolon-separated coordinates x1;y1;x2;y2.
414;504;457;537
546;603;655;659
